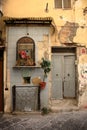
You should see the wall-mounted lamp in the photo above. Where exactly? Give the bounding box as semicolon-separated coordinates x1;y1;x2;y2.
45;3;49;12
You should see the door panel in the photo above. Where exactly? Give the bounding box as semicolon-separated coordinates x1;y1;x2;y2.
52;55;63;99
52;54;76;99
64;55;75;97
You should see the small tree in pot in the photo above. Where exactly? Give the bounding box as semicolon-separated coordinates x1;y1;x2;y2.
39;58;51;89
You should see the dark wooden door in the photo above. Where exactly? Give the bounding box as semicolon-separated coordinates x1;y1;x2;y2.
0;51;3;111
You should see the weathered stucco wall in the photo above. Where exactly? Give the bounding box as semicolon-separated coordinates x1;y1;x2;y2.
2;0;87;112
78;55;87;108
2;0;87;45
4;25;51;112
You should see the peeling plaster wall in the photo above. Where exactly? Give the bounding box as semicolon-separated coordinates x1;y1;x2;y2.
78;55;87;108
58;21;79;44
2;0;87;45
2;0;87;111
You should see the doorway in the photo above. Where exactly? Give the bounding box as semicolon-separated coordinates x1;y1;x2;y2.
0;51;3;111
51;47;76;99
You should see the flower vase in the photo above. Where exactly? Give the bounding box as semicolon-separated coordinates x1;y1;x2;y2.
39;82;46;89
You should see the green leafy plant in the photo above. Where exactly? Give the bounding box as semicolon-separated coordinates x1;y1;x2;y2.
40;58;51;81
41;107;51;115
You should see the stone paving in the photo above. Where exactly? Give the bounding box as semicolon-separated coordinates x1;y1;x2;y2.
0;110;87;130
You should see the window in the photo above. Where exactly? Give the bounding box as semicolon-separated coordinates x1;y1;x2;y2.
23;76;31;84
16;36;35;66
54;0;71;9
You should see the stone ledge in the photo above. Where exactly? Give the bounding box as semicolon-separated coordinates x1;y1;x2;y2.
51;106;79;113
11;111;41;115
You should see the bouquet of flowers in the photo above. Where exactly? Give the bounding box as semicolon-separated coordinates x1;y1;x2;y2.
19;50;29;60
16;50;34;66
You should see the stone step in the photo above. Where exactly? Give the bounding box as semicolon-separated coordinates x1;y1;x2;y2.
51;106;79;113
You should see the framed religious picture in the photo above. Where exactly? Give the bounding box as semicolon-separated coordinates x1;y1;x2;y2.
16;37;35;66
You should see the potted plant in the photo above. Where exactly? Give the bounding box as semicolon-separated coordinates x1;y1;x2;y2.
39;57;51;89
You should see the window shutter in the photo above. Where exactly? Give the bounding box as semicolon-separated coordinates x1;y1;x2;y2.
55;0;62;8
63;0;71;8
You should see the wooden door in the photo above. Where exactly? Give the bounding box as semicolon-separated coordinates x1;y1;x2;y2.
63;55;75;98
52;53;76;99
0;51;3;111
52;55;63;99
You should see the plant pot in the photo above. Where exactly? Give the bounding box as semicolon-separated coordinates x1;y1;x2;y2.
39;82;46;89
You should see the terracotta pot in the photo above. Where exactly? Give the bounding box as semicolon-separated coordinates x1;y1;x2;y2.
39;82;46;89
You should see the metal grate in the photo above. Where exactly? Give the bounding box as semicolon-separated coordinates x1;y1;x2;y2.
12;85;40;112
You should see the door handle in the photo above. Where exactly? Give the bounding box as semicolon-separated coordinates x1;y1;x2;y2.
56;74;58;76
68;74;70;76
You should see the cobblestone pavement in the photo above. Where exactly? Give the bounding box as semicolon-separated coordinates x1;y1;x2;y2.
0;110;87;130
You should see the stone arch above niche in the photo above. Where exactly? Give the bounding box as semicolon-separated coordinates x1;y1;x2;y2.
17;36;34;43
16;36;35;66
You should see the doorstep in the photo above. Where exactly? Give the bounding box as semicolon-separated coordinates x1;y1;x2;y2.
51;106;80;113
11;111;41;115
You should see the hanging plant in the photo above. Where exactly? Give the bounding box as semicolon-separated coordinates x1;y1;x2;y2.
39;57;51;89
